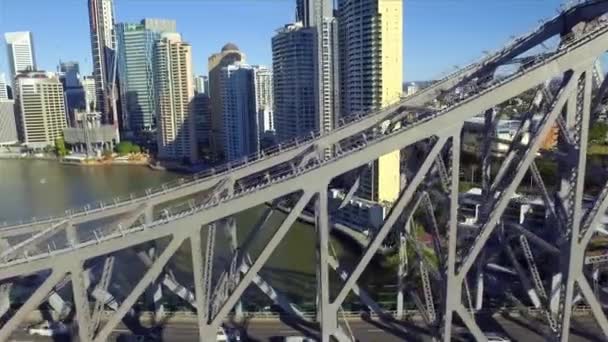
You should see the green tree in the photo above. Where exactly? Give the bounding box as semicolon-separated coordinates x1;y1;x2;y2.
54;137;68;157
589;122;608;144
115;141;141;156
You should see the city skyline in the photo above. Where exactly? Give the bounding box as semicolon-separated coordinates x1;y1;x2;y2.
1;0;563;81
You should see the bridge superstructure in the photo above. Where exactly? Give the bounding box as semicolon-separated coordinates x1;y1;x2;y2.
4;1;608;341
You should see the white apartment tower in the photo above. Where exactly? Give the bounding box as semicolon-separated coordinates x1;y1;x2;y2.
0;74;8;100
88;0;119;127
254;66;274;134
4;32;37;81
0;100;18;145
154;33;198;163
15;72;68;148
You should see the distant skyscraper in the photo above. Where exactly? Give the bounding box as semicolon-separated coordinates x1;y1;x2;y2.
59;61;81;88
4;32;36;82
273;0;338;148
220;63;264;162
0;74;8;100
208;43;246;159
194;75;209;95
338;0;403;203
15;71;68;148
58;61;86;126
253;67;274;134
191;92;212;153
154;33;198;163
116;19;176;134
272;23;316;143
88;0;119;129
0;100;18;145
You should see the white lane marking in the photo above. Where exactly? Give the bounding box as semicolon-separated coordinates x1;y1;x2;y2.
366;328;386;332
113;328;131;333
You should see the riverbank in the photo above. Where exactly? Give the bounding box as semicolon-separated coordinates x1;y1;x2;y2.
0;152;154;168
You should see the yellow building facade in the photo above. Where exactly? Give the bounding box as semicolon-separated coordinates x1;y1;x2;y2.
338;0;403;203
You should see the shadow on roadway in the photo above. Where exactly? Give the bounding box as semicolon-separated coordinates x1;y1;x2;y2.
361;313;431;342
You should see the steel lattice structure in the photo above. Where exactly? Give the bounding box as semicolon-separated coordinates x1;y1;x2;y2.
4;1;608;341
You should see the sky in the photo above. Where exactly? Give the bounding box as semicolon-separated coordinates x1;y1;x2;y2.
0;0;565;82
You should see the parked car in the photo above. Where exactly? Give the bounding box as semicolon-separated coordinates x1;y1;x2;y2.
28;322;69;337
284;336;317;342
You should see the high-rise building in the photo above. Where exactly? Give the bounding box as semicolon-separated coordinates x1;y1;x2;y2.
220;63;265;162
191;92;212;154
253;66;274;134
208;43;246;159
58;61;86;126
154;33;198;163
88;0;119;129
272;23;316;143
194;75;209;95
59;61;81;88
0;100;18;145
116;19;176;134
15;72;68;148
337;0;403;203
4;32;37;82
0;74;8;100
273;0;338;146
82;76;97;112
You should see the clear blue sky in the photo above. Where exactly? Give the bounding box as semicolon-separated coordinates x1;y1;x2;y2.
0;0;564;82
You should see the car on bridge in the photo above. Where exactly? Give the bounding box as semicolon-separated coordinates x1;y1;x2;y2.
27;321;69;337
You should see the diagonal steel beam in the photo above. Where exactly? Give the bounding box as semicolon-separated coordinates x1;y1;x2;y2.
0;269;66;341
442;131;463;342
333;137;447;308
0;220;69;262
71;261;93;342
559;66;601;341
94;233;187;342
458;74;576;280
578;276;608;336
316;186;339;342
211;191;314;326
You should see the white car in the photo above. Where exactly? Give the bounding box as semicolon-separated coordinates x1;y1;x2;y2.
285;336;316;342
28;322;69;337
485;332;511;342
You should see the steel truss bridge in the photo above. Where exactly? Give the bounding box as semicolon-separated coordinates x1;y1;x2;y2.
5;2;608;341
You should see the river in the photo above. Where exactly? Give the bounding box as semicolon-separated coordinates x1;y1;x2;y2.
0;159;398;311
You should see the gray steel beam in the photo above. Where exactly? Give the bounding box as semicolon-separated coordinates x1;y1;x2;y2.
210;192;314;326
0;269;66;341
95;233;186;342
458;73;577;281
71;262;93;342
316;186;339;342
333;137;447;309
0;220;68;261
443;131;463;342
191;228;217;342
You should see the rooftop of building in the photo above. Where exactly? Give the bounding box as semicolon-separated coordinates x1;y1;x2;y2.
221;42;240;52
